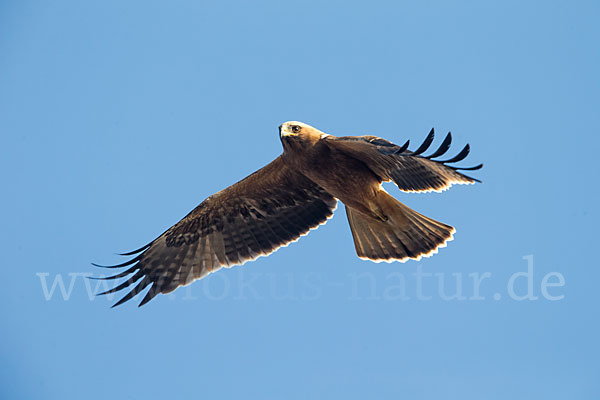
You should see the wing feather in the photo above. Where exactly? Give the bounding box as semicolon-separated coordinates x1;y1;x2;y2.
412;128;435;155
425;132;453;159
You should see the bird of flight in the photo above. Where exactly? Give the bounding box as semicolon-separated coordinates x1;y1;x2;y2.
94;122;482;307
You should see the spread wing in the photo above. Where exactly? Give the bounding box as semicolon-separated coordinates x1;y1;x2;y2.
93;156;337;307
327;128;483;193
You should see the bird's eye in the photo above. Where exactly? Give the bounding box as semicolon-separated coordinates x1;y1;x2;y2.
291;125;301;133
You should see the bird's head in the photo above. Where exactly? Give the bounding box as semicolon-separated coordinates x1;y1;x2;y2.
279;121;327;150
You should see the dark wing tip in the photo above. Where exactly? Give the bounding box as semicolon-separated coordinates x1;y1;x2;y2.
453;163;483;171
111;277;152;308
394;139;410;154
118;242;152;256
97;270;143;296
426;132;452;159
138;285;160;307
462;174;482;183
438;143;470;164
89;266;139;281
91;254;142;269
411;128;435;155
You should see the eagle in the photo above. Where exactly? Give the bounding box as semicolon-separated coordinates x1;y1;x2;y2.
93;121;482;307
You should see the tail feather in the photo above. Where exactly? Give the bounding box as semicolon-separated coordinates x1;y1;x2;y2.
346;191;455;262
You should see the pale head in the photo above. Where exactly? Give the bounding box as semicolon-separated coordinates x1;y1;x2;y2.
279;121;328;150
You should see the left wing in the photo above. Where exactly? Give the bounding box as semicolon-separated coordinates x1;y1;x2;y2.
327;129;482;193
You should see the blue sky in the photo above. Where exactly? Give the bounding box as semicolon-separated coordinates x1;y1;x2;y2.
1;0;599;399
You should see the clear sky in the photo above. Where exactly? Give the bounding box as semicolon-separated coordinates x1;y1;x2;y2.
1;1;599;399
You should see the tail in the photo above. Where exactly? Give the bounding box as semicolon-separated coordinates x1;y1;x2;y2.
346;191;455;262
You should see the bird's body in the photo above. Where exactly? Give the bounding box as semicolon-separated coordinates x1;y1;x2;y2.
94;121;482;307
284;136;380;217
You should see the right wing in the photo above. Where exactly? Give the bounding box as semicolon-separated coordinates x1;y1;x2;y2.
93;156;337;307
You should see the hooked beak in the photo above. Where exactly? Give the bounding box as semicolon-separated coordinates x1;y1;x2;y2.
279;124;298;138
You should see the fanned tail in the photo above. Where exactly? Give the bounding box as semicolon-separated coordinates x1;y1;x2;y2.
346;191;455;262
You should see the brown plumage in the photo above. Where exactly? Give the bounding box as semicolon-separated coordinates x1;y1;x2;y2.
93;121;482;306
